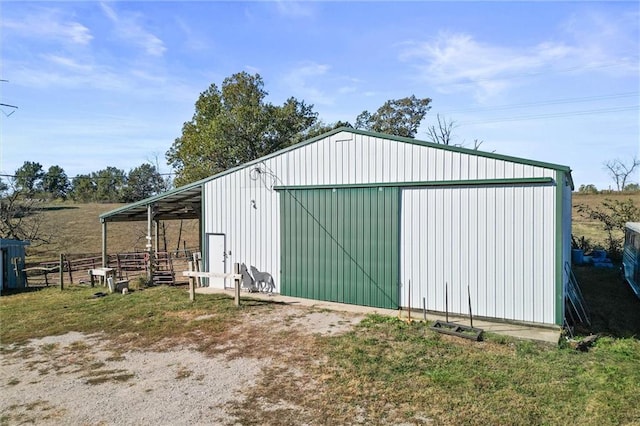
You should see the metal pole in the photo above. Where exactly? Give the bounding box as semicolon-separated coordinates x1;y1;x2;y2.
408;280;412;322
468;285;474;329
423;297;426;321
146;204;153;280
445;282;449;323
101;221;108;268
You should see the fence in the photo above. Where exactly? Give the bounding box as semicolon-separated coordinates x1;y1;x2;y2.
23;247;199;287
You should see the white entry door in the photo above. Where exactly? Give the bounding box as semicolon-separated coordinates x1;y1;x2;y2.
207;233;226;288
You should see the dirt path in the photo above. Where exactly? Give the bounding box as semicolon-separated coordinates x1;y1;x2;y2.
0;305;363;425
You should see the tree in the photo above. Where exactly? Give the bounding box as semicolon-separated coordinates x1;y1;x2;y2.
70;174;96;202
14;161;44;195
93;167;126;203
123;163;166;202
354;95;431;138
425;114;456;145
604;156;639;191
42;165;71;200
578;184;599;194
624;183;639;192
166;72;319;186
0;182;49;244
577;198;640;260
302;120;353;141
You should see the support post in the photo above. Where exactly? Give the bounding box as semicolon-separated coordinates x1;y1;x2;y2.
188;261;195;302
59;253;64;291
101;220;108;268
146;204;153;280
234;262;240;307
154;220;159;254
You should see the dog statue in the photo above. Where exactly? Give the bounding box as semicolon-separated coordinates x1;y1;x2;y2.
240;263;258;292
250;265;275;293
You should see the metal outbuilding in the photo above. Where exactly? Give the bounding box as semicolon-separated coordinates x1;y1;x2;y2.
101;128;573;327
0;238;30;293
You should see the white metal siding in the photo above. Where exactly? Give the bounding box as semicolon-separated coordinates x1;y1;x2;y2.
203;130;562;325
399;182;557;325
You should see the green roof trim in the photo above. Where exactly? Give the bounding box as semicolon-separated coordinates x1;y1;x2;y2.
274;177;554;191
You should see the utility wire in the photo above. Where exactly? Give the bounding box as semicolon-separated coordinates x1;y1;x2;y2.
442;60;637;87
439;92;640;115
459;105;639;126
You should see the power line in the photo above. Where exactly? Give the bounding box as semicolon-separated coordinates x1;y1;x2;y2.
0;172;177;180
442;60;637;88
459;105;639;126
439;92;640;115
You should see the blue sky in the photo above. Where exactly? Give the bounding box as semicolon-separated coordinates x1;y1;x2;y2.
1;1;638;190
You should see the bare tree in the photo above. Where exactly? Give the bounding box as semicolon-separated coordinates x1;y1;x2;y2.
604;156;640;191
0;185;50;244
425;114;456;145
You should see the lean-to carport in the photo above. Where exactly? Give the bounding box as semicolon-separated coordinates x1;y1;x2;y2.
99;183;204;269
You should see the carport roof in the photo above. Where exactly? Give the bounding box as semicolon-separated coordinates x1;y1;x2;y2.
99;182;202;223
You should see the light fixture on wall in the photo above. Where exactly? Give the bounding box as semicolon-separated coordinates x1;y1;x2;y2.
251;200;257;209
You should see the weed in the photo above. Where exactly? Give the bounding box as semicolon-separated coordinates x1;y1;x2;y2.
175;365;193;380
83;369;135;385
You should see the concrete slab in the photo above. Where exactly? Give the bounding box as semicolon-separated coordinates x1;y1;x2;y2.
195;287;562;344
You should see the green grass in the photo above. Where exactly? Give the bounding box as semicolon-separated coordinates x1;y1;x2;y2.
308;316;640;425
0;285;266;349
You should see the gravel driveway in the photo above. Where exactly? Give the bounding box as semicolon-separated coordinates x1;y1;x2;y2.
0;305;363;425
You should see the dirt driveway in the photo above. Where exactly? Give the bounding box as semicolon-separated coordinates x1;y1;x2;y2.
0;304;364;425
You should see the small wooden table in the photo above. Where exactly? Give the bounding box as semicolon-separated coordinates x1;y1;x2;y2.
89;267;115;287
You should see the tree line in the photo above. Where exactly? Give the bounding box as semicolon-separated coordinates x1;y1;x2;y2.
2;162;168;203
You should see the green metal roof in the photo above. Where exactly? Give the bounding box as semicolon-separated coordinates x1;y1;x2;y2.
100;127;573;222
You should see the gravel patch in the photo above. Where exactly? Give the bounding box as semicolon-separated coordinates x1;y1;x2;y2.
0;305;365;425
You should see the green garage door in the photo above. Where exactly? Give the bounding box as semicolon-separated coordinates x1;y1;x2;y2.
280;187;399;309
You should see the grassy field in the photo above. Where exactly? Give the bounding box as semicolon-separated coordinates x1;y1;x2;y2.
25;202;200;263
572;191;639;246
1;285;639;424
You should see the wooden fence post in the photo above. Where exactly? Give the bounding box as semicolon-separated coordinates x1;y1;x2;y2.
188;261;195;302
59;253;64;290
234;263;241;307
66;259;73;283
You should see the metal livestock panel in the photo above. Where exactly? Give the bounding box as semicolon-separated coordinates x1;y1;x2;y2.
399;181;558;325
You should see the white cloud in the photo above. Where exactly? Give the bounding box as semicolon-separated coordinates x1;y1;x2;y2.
175;17;210;52
281;63;334;105
400;9;639;101
1;7;93;45
400;32;574;100
274;0;316;18
43;54;94;73
100;2;166;57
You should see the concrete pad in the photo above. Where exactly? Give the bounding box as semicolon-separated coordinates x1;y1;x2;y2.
196;287;562;344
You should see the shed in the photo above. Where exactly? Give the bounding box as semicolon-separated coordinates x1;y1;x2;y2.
101;128;573;327
0;238;30;293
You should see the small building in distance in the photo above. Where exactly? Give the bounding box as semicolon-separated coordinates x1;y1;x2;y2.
0;238;30;293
